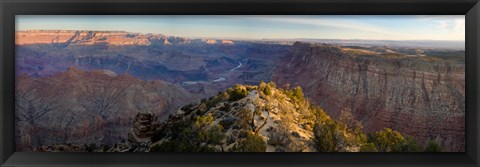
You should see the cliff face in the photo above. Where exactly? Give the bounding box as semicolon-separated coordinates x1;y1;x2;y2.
16;30;153;46
16;30;236;46
16;31;288;102
273;42;465;151
15;67;197;151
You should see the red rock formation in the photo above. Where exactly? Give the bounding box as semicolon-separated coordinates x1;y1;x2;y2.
163;39;172;45
221;40;234;45
16;30;148;45
16;30;252;48
15;30;190;46
15;67;197;151
205;39;218;44
273;42;465;152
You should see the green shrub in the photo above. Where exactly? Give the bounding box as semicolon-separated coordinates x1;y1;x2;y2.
360;143;378;152
263;86;272;96
194;113;225;145
313;120;338;152
399;136;422;152
293;86;304;100
227;85;248;101
230;132;266;152
267;81;276;88
369;128;405;152
424;139;442;152
181;103;195;114
206;97;222;110
236;108;252;129
281;85;304;104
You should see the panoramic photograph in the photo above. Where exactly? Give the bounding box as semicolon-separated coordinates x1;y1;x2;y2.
15;15;465;152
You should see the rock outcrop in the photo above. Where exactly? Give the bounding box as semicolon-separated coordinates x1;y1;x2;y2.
221;40;235;45
131;112;158;138
205;39;218;44
272;42;465;151
126;112;158;152
153;84;318;152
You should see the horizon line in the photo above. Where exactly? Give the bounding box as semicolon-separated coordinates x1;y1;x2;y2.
15;29;466;42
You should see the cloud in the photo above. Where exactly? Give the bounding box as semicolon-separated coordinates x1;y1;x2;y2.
252;16;411;39
252;16;465;40
438;19;465;33
415;15;464;39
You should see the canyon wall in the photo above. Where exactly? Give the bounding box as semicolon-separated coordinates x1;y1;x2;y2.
15;30;234;46
273;42;465;151
15;67;197;151
15;30;465;152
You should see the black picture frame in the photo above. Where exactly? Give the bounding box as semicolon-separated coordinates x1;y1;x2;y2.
1;0;479;166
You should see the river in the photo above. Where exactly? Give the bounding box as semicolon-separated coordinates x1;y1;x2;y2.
182;61;242;85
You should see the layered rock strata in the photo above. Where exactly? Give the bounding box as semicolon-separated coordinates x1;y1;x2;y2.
273;42;465;151
127;112;158;152
15;68;195;151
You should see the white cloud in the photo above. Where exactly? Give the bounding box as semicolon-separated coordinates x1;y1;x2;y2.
253;16;415;40
438;19;465;34
415;15;464;40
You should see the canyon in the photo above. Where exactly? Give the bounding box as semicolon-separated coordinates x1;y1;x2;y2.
273;42;465;151
16;30;287;97
15;30;465;152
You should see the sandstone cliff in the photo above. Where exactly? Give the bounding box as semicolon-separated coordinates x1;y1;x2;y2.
16;30;234;46
272;42;465;151
16;30;153;46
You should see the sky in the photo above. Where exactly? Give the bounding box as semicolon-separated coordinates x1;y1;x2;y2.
16;15;465;41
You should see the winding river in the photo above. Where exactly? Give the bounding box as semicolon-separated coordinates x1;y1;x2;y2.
182;61;242;85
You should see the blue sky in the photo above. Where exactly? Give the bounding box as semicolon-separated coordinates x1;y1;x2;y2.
16;15;465;41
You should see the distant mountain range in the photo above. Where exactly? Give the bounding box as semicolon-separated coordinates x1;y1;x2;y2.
17;30;464;49
258;38;465;50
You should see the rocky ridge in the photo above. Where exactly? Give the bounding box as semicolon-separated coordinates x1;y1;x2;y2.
151;84;317;152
